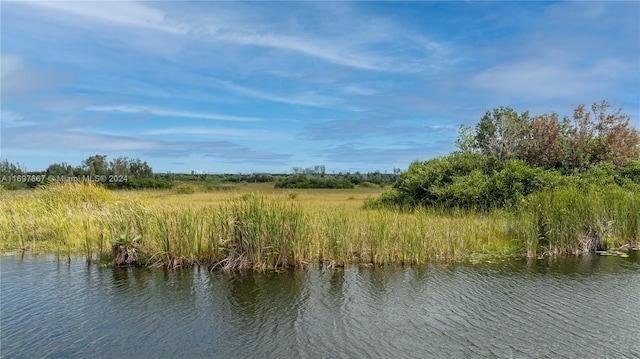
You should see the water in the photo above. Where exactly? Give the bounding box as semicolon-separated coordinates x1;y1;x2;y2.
2;253;639;358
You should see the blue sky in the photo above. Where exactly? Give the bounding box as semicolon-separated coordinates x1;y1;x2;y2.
1;1;638;174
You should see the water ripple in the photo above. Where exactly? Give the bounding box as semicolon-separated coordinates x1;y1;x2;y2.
1;254;639;358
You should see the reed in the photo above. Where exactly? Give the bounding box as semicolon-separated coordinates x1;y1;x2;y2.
514;185;640;257
1;182;637;270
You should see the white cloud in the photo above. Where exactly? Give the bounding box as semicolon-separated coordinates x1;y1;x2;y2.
0;110;35;128
86;105;263;122
24;0;188;35
468;59;627;99
211;30;385;71
1;55;24;79
145;127;291;140
342;85;377;96
209;79;338;107
0;55;64;99
17;1;448;73
3;127;160;151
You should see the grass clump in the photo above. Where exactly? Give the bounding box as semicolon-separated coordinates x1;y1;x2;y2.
0;183;114;257
176;185;195;194
513;185;639;257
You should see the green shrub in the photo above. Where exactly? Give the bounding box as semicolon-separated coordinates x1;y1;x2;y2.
372;153;635;211
274;174;354;189
176;185;195;194
618;160;640;184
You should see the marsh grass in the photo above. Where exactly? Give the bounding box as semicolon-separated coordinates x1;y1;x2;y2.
514;185;640;257
1;182;637;269
0;183;114;256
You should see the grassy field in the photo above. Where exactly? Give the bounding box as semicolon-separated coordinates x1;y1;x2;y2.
1;182;637;269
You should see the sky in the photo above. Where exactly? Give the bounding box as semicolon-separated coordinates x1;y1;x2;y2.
1;1;639;174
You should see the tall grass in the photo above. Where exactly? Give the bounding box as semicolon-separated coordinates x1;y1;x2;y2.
0;183;114;257
1;182;637;270
513;185;640;257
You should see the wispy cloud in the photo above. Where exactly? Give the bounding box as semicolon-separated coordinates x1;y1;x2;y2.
210;30;386;71
145;127;291;140
0;110;36;128
300;115;455;141
86;105;263;122
209;78;338;108
24;0;188;35
1;55;66;100
19;1;450;73
468;59;626;99
3;126;160;152
3;125;291;164
318;140;451;169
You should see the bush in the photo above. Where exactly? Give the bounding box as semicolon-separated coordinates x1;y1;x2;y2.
619;160;640;184
388;152;505;209
274;174;354;189
372;153;607;210
176;185;195;194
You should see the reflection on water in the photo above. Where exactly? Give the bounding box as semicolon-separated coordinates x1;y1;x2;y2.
1;253;639;358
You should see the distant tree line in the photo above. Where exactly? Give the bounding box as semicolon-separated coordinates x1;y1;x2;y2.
164;170;398;187
165;172;398;189
1;155;399;190
0;155;170;190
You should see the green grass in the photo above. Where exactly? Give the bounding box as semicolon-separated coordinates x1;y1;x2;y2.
513;185;640;257
1;182;637;270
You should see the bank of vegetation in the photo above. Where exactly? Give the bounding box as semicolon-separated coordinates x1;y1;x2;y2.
0;183;517;269
0;100;638;269
369;100;639;256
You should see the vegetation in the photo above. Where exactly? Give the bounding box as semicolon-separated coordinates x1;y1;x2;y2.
457;100;639;170
372;153;640;210
1;181;637;269
154;171;399;189
0;182;513;268
1;157;398;191
1;100;637;269
376;100;639;210
274;174;355;189
370;100;639;258
515;185;639;256
0;155;171;190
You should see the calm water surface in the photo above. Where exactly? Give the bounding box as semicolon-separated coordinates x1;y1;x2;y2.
1;253;639;358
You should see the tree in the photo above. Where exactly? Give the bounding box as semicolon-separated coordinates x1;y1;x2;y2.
109;157;130;176
455;124;478;153
564;101;639;169
46;162;74;177
590;100;639;167
459;100;638;170
129;158;153;178
522;113;565;169
0;160;24;176
475;107;530;161
83;155;108;176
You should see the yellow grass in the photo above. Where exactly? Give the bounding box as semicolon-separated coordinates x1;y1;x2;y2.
0;182;524;268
